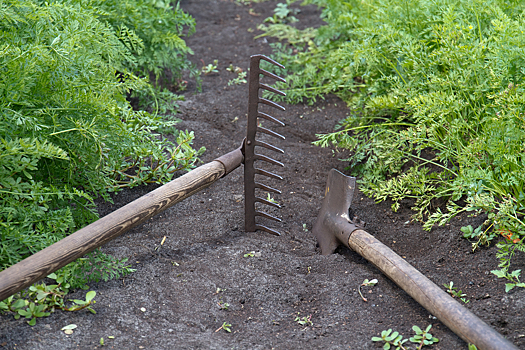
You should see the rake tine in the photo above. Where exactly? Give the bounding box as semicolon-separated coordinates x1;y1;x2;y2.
255;182;281;194
259;98;285;111
258;126;285;140
256;140;284;154
255;225;281;236
255;168;283;181
245;54;285;234
256;154;284;167
259;68;286;83
256;211;282;222
259;83;286;96
258;55;285;69
258;112;285;126
255;196;281;208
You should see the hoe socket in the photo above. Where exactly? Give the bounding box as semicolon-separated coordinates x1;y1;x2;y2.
312;169;362;255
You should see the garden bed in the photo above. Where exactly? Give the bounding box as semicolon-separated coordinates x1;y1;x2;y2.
1;1;523;349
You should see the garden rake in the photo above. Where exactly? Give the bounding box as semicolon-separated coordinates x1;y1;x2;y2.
243;54;286;236
0;54;287;300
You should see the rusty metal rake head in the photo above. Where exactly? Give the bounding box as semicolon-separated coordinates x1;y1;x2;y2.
244;54;286;235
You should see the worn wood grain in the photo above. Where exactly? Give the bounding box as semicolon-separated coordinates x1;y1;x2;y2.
0;159;233;301
348;229;517;350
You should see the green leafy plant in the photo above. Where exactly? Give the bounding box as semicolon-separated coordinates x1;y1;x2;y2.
228;71;248;86
77;0;198;84
491;267;525;292
409;326;440;348
226;64;242;73
244;251;256;258
217;300;229;310
358;278;378;302
263;2;299;24
0;272;96;325
215;321;232;333
294;313;313;326
266;193;278;204
372;325;438;350
264;0;525;288
0;0;203;305
444;281;469;303
201;60;219;75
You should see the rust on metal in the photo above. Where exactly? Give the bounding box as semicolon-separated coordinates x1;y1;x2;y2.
312;169;361;255
244;54;286;235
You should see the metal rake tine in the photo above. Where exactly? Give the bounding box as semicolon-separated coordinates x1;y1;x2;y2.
259;97;285;111
255;154;284;167
255;168;283;181
255;224;281;236
259;68;286;83
255;196;281;208
255;181;281;194
256;211;282;222
258;112;285;127
259;83;286;97
256;140;284;154
258;126;285;140
245;54;285;234
257;54;285;69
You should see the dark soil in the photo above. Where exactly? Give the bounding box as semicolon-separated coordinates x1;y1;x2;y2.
1;1;524;349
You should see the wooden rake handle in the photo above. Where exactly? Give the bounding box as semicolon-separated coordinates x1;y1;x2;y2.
0;148;243;301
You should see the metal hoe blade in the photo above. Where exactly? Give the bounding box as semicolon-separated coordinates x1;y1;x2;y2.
244;55;286;235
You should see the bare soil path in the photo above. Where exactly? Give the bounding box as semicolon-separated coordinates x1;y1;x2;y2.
1;1;524;349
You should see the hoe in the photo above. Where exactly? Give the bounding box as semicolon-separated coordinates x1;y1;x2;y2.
312;169;518;350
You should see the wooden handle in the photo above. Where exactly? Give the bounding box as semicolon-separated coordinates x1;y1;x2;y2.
348;229;517;350
0;157;236;301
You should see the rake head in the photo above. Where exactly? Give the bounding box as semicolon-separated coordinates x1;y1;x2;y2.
244;54;286;235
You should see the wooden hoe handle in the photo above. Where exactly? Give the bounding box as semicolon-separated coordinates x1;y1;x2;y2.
348;229;518;350
312;169;517;350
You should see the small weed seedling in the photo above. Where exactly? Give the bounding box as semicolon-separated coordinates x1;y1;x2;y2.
302;223;308;232
266;193;278;204
372;325;439;350
227;71;247;86
444;281;469;303
215;322;232;333
264;2;299;24
201;59;218;75
226;64;243;74
244;251;255;258
214;287;226;294
358;278;378;302
0;273;97;326
294;313;313;327
217;300;229;310
491;267;525;292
